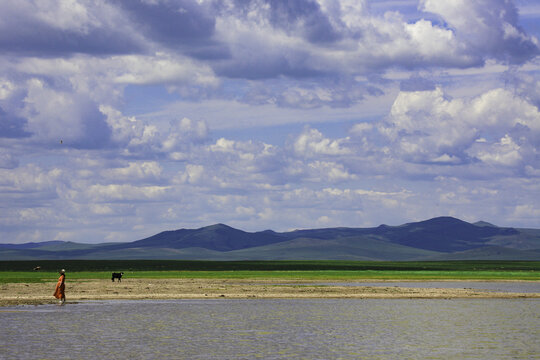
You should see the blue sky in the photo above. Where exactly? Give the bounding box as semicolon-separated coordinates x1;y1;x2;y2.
1;0;539;243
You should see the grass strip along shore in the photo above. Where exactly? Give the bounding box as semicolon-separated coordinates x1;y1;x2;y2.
1;260;539;282
1;261;538;306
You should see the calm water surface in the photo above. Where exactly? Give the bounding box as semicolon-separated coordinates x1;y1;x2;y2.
314;281;540;293
1;298;539;359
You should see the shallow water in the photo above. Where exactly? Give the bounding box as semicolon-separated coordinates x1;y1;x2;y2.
1;298;539;359
313;281;540;293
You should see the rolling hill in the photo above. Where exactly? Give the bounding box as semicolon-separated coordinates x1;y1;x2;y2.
1;217;539;260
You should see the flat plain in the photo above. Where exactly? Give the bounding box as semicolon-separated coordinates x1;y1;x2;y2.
1;260;539;306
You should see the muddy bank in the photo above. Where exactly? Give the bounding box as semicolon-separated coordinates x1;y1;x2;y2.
1;278;538;306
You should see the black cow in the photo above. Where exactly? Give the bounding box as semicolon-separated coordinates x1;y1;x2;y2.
111;272;124;282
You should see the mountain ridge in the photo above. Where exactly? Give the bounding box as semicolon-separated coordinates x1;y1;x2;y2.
1;216;539;260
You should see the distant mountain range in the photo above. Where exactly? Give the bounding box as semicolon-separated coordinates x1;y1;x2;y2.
1;217;540;261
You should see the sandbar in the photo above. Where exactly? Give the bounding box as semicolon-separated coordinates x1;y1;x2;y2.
1;278;539;306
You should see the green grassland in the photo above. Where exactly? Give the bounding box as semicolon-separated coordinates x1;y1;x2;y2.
0;260;539;283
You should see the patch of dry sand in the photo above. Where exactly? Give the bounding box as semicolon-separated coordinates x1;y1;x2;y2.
1;278;538;306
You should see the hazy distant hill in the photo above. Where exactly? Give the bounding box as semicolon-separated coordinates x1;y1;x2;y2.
1;217;539;260
105;224;287;252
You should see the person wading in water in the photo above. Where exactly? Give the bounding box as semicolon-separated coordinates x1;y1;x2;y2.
53;269;66;305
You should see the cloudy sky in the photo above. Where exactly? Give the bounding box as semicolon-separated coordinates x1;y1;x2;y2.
1;0;539;244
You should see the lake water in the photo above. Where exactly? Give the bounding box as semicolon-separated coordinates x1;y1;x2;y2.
313;281;540;293
1;297;539;359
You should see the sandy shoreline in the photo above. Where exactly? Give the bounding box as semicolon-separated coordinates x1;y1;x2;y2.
1;278;539;306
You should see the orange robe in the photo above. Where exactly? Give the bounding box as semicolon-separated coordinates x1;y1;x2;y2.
53;274;65;299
